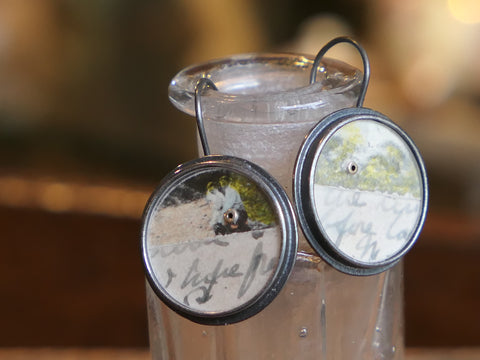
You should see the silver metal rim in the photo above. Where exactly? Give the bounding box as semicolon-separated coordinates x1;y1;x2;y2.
141;155;298;324
293;107;428;276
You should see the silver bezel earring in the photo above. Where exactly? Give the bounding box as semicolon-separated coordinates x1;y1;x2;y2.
293;37;429;276
141;78;298;325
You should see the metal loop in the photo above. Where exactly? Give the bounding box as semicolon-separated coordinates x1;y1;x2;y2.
194;78;218;156
310;36;370;108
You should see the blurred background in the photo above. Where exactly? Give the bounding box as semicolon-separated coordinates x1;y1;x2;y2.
0;0;478;349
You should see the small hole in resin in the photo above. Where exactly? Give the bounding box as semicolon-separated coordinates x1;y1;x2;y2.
347;161;358;174
224;209;239;224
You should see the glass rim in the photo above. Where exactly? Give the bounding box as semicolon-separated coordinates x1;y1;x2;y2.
168;52;363;119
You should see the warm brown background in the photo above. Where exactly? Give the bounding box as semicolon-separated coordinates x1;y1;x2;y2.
1;204;478;347
0;0;479;348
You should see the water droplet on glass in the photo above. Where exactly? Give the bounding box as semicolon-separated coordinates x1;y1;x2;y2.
392;346;396;353
375;326;381;332
299;327;308;338
290;291;294;296
202;330;208;337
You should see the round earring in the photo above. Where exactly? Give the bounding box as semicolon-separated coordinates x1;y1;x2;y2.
294;37;428;276
141;78;298;324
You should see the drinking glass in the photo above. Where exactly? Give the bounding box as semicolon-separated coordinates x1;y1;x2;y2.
146;53;403;359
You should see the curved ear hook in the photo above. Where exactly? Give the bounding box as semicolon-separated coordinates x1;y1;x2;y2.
194;78;218;156
310;36;370;108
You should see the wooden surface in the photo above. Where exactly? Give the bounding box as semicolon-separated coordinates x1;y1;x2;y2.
0;348;479;359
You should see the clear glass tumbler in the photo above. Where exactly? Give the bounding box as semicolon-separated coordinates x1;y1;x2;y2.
146;53;404;359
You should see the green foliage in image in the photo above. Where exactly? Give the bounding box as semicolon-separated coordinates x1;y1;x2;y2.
207;175;276;226
315;123;421;198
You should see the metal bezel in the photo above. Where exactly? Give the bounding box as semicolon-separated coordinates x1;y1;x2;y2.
293;107;428;276
141;155;298;325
